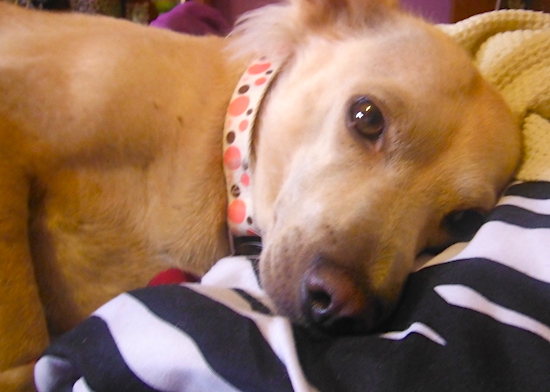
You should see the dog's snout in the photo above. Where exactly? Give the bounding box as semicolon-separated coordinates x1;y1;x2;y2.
301;258;378;335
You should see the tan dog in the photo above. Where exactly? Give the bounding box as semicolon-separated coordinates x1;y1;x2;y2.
0;0;521;390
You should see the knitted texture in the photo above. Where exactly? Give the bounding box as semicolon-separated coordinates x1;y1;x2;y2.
440;10;550;182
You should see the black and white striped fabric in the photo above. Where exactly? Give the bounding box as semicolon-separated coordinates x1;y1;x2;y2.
35;182;550;392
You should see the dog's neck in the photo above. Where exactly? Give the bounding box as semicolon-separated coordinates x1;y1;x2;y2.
222;55;286;242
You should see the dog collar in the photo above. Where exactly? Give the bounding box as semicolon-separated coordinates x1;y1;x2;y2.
223;56;285;238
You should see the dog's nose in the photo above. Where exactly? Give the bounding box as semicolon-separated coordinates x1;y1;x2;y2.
301;259;378;335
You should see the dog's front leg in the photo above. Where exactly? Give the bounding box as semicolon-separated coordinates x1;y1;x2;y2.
0;123;49;392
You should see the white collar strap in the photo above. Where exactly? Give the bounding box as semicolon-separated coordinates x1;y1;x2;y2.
223;55;286;238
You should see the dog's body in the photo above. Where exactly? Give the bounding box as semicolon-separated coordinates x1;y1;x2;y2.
0;7;240;389
0;0;521;390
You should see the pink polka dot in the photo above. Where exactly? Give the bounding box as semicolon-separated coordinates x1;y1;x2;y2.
228;96;250;117
223;146;241;170
254;77;267;86
241;173;250;186
226;172;234;185
248;63;271;75
239;119;249;132
246;229;259;236
228;199;246;224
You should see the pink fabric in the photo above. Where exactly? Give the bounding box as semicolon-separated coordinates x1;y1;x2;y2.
150;1;231;36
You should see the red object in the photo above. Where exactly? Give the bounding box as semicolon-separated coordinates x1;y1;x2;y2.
148;268;201;286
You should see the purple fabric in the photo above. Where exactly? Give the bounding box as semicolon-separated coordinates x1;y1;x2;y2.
149;1;231;36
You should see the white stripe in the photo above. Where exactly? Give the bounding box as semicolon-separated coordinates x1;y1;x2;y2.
201;256;266;299
93;293;240;392
440;221;550;283
73;378;95;392
417;242;468;270
421;193;550;272
200;256;277;313
251;316;317;392
380;322;447;346
435;284;550;343
190;284;318;392
35;356;76;392
499;194;550;216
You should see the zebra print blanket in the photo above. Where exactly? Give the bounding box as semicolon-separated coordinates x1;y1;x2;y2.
35;181;550;392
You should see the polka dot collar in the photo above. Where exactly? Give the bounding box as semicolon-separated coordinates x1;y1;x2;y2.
223;56;286;238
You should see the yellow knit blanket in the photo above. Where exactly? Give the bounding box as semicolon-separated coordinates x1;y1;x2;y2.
440;10;550;182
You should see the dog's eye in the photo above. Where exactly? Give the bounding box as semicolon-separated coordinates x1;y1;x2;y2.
347;97;385;141
444;210;485;240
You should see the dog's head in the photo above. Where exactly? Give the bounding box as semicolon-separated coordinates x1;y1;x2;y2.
231;0;522;334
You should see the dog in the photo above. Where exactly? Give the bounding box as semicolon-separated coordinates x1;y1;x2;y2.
0;0;521;390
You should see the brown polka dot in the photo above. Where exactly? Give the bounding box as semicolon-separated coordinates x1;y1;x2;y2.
242;161;249;171
247;217;253;225
238;85;250;94
246;109;253;116
266;70;273;75
226;131;236;144
231;185;241;198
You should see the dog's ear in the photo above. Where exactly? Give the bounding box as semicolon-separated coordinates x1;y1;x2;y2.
294;0;400;29
229;0;401;59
